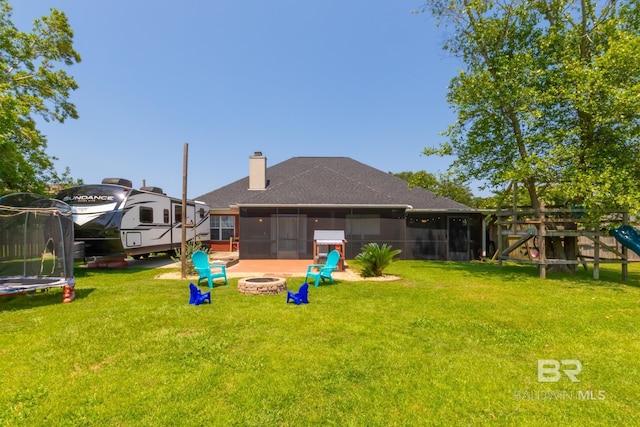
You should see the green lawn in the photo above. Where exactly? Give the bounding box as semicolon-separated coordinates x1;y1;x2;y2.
1;261;639;426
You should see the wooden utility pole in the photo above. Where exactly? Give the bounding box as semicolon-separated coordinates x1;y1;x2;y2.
181;143;188;279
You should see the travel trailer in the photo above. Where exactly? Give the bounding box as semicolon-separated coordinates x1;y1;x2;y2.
56;178;210;259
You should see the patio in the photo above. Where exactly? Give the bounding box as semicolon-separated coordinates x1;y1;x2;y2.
149;252;399;282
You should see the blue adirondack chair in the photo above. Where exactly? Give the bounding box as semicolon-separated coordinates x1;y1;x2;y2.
286;282;309;305
305;249;340;287
191;250;228;288
189;282;211;305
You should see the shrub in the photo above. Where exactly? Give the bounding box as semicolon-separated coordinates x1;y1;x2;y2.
355;243;401;277
171;238;208;275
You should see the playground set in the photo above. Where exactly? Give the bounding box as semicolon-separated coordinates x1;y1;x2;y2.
485;186;639;280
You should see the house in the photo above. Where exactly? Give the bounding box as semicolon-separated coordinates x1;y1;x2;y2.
197;153;484;260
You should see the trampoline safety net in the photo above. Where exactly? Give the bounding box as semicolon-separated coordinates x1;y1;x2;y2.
0;193;75;296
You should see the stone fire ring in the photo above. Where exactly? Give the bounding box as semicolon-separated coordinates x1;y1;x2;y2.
238;277;287;295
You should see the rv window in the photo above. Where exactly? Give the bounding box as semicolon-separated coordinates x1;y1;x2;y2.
174;205;182;223
163;209;169;223
199;208;206;219
55;185;127;205
140;207;154;223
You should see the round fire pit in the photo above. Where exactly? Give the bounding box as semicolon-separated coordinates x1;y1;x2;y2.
238;277;287;295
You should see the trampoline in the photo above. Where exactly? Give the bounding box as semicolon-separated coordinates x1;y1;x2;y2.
0;193;76;302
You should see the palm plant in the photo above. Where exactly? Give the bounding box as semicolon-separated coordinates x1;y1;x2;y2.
355;243;401;277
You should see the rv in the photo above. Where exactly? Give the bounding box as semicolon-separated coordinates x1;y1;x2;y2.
56;178;210;259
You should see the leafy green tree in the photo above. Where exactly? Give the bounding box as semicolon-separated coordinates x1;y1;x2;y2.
0;0;81;195
394;170;438;190
393;170;478;207
418;0;640;222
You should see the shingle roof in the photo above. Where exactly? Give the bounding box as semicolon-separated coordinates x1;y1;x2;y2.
196;157;472;211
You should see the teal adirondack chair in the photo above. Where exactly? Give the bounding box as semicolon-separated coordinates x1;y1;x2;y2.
305;249;340;287
191;250;228;288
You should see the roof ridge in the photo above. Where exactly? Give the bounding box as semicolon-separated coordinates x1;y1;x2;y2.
317;164;403;203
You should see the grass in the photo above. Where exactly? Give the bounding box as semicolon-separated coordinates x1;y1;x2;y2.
1;260;640;426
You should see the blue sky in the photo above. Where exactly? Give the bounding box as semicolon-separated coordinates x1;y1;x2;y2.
10;0;474;200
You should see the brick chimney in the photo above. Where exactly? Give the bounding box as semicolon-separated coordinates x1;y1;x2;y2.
249;152;267;190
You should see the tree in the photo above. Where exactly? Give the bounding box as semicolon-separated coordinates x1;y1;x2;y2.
393;170;438;191
419;0;640;222
0;0;81;195
393;169;479;207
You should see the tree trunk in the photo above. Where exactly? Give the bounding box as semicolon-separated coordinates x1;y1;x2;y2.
564;220;578;273
544;219;577;274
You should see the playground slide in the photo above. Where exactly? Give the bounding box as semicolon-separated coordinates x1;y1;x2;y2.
610;225;640;257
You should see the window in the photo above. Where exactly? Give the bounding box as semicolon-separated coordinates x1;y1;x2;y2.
174;205;182;223
210;215;235;241
163;209;169;224
346;214;380;237
140;207;154;223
